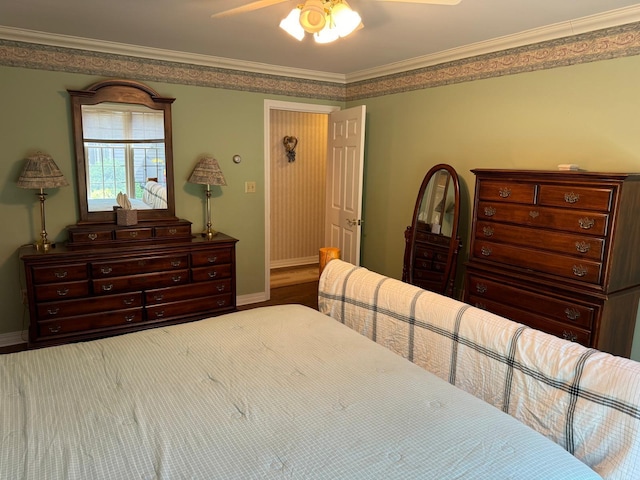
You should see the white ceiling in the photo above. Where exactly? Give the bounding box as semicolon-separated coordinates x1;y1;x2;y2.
1;0;640;80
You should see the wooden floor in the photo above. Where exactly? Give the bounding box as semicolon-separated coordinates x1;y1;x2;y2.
239;280;319;311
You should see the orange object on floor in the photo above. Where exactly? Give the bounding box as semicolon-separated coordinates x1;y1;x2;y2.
319;247;341;276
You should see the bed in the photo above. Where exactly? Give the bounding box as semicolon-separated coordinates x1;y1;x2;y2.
141;179;168;209
86;180;168;212
0;265;610;479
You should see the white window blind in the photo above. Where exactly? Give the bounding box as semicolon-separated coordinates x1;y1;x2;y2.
82;104;164;141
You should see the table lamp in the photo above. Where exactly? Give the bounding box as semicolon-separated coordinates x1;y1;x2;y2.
188;155;227;239
17;152;69;252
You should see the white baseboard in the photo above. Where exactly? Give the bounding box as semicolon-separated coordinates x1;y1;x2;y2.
271;256;318;269
0;330;27;347
237;292;268;306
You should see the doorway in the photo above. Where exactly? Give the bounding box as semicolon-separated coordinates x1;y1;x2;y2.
264;100;339;300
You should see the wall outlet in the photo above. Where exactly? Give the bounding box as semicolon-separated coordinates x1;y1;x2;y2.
245;181;256;193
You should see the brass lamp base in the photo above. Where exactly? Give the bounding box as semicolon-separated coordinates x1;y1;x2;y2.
35;239;53;252
201;228;218;240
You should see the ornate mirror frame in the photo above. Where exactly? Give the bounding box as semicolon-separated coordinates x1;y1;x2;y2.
68;79;177;224
402;163;462;297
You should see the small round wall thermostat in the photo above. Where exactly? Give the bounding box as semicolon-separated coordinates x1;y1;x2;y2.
232;154;242;164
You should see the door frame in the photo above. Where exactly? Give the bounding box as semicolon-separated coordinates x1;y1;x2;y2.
264;100;340;301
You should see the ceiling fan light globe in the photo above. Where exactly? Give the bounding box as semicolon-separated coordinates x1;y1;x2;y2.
299;0;327;33
331;3;361;37
280;8;305;40
314;23;340;44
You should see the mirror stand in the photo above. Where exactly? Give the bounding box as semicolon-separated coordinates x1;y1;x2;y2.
402;164;462;297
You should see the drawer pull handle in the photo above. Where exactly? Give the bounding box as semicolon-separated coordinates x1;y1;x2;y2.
483;206;496;217
102;284;114;291
572;265;588;277
170;260;181;267
498;187;511;198
154;294;164;301
475;283;487;294
475;302;487;310
124;315;135;322
207;256;218;263
172;275;182;282
208;271;218;278
480;246;492;257
482;226;494;237
88;233;98;241
129;231;138;238
217;285;225;292
138;260;147;266
155;311;165;318
217;300;226;307
56;288;69;296
575;241;591;253
48;325;62;333
564;192;580;204
565;308;581;321
169;228;177;235
100;266;113;274
54;271;68;279
529;210;539;219
47;308;60;315
563;330;578;342
578;218;595;230
123;298;135;305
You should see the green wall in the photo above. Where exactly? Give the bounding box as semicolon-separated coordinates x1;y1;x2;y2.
356;54;640;359
0;66;339;339
3;54;640;360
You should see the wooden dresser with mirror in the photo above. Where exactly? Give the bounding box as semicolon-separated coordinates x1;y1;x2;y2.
21;79;237;349
464;169;640;358
403;164;462;297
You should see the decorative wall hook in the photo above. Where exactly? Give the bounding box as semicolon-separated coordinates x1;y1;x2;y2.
283;136;298;162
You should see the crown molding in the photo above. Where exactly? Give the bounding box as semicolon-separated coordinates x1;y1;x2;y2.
0;25;347;84
346;4;640;83
3;5;640;85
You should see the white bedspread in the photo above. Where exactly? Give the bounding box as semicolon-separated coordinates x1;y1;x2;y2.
319;259;640;480
1;305;599;479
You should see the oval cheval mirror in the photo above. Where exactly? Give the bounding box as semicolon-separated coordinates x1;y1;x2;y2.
402;163;462;297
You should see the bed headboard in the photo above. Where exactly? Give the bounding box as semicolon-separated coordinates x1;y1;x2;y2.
318;259;640;480
142;180;168;209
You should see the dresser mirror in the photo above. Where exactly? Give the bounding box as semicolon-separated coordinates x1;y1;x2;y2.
68;79;177;223
403;163;462;297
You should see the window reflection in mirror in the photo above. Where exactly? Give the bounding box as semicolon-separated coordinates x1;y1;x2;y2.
69;79;176;224
82;103;168;212
417;170;454;236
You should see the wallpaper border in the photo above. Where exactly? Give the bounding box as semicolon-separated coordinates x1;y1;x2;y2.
346;22;640;101
1;21;639;102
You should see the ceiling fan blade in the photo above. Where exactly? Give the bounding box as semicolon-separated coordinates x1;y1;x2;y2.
373;0;461;5
211;0;290;19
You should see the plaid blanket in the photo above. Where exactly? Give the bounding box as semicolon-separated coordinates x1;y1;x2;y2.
142;180;168;209
319;259;640;480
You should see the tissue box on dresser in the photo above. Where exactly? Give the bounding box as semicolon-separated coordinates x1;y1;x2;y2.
116;208;138;226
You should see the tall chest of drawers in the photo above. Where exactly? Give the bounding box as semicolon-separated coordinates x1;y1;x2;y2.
464;169;640;357
21;234;237;348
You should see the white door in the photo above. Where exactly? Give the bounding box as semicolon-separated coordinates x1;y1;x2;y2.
324;105;366;266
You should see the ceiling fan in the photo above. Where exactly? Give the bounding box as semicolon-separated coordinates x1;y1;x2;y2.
211;0;462;44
